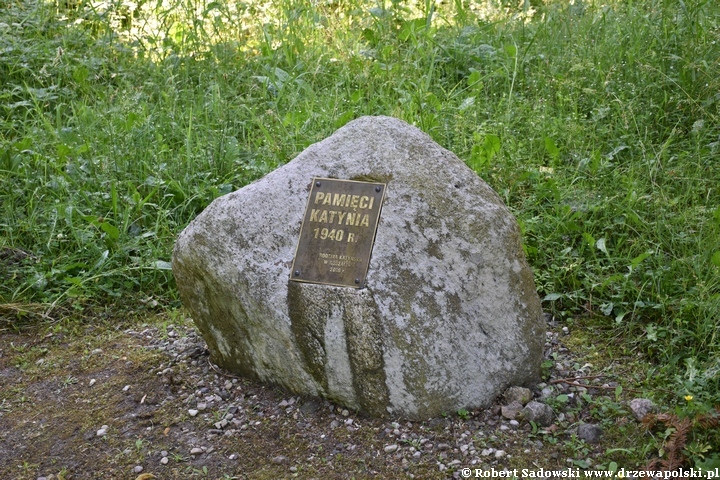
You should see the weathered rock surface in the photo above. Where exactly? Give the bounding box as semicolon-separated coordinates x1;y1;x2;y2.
628;398;656;421
503;386;533;406
522;401;554;427
501;401;525;420
172;116;544;418
577;423;603;444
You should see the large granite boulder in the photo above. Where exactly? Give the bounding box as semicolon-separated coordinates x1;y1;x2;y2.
172;116;544;418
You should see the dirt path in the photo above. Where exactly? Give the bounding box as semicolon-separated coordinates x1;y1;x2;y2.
0;313;647;479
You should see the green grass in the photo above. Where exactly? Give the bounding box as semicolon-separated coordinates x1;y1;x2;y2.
1;0;719;458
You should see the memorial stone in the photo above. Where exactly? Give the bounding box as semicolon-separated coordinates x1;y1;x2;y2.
172;116;544;418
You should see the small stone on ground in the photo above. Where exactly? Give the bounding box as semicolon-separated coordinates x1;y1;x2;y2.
523;401;554;427
504;386;533;406
628;398;656;421
577;423;603;444
501;401;524;420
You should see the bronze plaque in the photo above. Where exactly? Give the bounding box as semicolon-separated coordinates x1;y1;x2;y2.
290;178;386;288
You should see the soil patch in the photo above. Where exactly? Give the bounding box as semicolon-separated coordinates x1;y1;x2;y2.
0;313;649;479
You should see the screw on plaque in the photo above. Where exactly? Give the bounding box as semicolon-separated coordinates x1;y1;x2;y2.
355;278;360;284
315;181;321;187
294;270;300;276
375;186;381;192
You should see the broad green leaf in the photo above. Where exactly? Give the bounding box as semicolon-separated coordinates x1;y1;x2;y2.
630;251;653;267
543;293;562;301
99;221;120;241
334;111;354;128
73;66;89;84
202;1;221;16
15;137;33;150
596;237;608;254
697;453;720;472
57;143;72;160
80;214;99;226
470;133;501;170
646;324;658;341
711;251;720;267
470;145;485;168
607;145;628;159
27;85;58;101
458;97;475;111
398;18;427;41
468;70;482;88
124;112;139;130
361;27;378;44
504;43;517;58
544;136;560;161
273;67;290;83
482;134;501;161
424;92;441;109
